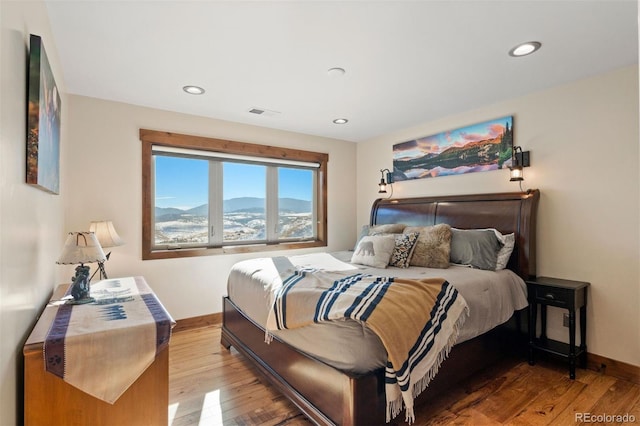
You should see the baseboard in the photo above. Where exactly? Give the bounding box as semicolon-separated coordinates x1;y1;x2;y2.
587;353;640;385
173;312;222;333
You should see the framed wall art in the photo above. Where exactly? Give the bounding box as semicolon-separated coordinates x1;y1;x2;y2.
27;34;61;194
392;116;513;181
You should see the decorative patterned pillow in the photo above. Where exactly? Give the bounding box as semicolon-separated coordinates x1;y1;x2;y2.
351;235;396;268
404;224;452;269
388;232;420;268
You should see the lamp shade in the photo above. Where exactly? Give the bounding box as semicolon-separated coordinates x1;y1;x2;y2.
509;165;524;181
89;221;124;248
56;232;107;265
378;179;387;194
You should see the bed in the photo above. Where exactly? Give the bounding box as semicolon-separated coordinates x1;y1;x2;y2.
221;190;540;425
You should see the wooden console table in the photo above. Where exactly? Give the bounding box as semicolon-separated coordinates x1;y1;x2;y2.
23;279;171;426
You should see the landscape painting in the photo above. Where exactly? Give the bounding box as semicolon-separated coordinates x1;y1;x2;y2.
27;34;61;194
392;116;513;181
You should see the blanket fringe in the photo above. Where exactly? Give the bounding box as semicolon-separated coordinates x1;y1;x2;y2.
264;330;273;344
386;306;469;424
387;395;405;424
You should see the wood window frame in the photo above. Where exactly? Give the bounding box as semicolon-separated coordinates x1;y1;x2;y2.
140;129;328;260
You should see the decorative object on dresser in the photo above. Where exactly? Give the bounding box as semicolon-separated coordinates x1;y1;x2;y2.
56;231;106;304
527;276;589;379
89;220;124;280
23;276;175;426
222;190;539;425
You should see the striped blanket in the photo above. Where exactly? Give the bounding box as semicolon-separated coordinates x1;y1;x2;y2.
265;263;469;423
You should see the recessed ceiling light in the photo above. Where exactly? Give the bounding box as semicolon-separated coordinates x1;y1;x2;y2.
509;41;542;57
183;85;205;95
333;118;348;124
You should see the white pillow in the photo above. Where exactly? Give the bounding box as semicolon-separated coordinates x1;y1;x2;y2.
493;230;515;270
351;235;396;269
353;223;407;251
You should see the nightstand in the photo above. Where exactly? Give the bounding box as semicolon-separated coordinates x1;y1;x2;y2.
526;276;589;379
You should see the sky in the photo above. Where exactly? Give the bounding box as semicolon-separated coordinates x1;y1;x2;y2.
154;156;312;209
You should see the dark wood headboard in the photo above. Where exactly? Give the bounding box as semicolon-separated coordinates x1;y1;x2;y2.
370;190;540;279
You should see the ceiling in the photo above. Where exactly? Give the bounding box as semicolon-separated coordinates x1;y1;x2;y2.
44;0;638;143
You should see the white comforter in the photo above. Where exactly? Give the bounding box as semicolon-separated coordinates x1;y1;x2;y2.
227;251;528;373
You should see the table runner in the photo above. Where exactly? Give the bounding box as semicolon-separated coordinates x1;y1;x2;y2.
43;276;174;403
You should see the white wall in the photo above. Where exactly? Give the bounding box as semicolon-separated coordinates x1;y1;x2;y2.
0;1;67;424
61;95;357;320
357;66;640;367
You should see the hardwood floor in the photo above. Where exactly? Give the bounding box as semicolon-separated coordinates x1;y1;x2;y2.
169;325;640;425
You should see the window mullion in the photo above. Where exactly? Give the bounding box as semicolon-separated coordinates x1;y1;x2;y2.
209;161;223;246
311;170;317;238
266;167;279;241
151;155;157;246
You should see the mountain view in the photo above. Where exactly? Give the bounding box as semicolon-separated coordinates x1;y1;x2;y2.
154;197;312;245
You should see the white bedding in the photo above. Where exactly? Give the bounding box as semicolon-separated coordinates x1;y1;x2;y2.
227;251;528;374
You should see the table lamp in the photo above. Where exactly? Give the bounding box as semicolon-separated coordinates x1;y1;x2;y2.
89;220;124;280
56;232;106;304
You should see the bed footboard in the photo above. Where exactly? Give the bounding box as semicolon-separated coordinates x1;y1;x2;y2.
222;296;526;425
222;296;384;425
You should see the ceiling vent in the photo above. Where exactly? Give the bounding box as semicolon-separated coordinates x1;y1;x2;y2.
248;107;281;117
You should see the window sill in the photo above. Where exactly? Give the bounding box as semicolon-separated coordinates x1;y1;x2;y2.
142;239;327;260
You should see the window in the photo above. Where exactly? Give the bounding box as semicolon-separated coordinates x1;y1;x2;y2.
141;129;328;260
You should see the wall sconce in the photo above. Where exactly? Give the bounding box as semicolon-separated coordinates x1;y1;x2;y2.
378;169;394;194
509;146;530;182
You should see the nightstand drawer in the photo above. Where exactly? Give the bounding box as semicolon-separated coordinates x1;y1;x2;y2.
531;285;574;308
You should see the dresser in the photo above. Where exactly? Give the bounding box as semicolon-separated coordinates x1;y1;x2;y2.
23;279;171;426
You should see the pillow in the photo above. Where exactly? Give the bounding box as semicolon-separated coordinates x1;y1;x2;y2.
404;224;452;269
466;228;515;270
369;223;407;234
388;232;420;268
450;228;504;271
494;231;515;270
353;223;407;250
353;225;371;251
351;235;396;268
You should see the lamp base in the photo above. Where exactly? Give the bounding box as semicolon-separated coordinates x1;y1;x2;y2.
69;264;93;303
